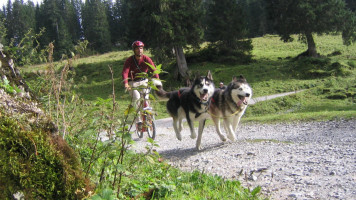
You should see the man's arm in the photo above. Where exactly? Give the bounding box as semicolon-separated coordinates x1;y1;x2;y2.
122;58;131;90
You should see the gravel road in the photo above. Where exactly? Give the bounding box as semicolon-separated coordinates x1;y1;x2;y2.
132;118;356;200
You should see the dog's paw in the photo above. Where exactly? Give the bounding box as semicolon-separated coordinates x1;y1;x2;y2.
190;133;197;139
227;134;236;142
220;136;227;142
176;134;182;141
196;145;202;151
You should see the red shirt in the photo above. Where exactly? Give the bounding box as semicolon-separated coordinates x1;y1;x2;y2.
122;55;159;84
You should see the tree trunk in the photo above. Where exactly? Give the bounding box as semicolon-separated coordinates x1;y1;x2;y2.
305;32;320;57
174;46;189;83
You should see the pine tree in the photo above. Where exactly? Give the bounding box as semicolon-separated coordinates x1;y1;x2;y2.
345;0;356;11
82;0;111;53
112;0;130;47
126;0;204;81
37;0;73;58
205;0;252;63
5;0;13;44
244;0;272;37
0;14;7;45
66;0;82;43
103;0;116;45
4;0;36;45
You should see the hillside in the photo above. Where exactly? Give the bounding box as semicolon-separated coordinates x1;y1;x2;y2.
26;34;356;121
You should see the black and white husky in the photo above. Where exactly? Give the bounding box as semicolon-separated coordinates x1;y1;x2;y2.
209;75;252;142
155;71;215;150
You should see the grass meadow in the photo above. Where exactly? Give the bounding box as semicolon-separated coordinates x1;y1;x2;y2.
27;34;355;121
22;34;356;199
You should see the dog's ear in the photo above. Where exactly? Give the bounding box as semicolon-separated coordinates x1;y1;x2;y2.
239;75;246;82
185;78;191;87
207;70;213;80
233;75;246;82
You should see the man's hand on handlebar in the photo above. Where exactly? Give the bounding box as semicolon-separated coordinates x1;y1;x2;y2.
125;83;131;91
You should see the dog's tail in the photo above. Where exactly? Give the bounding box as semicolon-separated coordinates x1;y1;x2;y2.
152;79;170;100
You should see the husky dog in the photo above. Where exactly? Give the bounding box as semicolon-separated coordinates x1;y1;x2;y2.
155;71;215;150
209;75;252;142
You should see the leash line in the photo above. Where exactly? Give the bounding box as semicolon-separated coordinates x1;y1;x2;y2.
207;108;243;119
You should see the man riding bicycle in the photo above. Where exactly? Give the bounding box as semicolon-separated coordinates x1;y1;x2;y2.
122;40;160;127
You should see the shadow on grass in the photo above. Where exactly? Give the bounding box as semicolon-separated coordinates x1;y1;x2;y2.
73;59;127;101
188;58;295;86
74;59;125;83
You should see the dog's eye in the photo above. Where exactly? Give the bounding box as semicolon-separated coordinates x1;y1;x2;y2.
200;83;203;87
239;88;242;91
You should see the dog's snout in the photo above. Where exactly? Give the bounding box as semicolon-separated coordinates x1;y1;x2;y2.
246;93;250;97
203;89;208;94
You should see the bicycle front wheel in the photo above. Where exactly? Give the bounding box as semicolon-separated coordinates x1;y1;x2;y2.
146;114;156;140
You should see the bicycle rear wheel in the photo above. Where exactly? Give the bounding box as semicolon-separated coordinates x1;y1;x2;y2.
146;114;156;140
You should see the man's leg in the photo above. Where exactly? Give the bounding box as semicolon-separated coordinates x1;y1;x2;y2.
129;81;142;123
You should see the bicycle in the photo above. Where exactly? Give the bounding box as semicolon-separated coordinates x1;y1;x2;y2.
135;86;156;140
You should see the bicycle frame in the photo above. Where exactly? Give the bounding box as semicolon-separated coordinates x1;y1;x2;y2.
138;87;149;131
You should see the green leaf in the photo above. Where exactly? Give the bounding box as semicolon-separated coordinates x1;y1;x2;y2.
146;155;155;164
251;186;261;196
3;78;9;85
124;105;135;116
147;137;154;144
123;132;131;141
145;62;155;71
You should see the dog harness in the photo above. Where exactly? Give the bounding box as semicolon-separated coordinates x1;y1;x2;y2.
177;89;211;118
209;96;245;118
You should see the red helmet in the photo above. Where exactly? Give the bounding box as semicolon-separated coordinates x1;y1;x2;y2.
132;40;144;48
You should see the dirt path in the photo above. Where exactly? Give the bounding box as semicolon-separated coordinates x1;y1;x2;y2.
133;119;356;200
132;91;355;199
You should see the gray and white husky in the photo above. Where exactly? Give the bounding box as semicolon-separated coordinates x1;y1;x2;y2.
209;75;252;142
155;71;215;150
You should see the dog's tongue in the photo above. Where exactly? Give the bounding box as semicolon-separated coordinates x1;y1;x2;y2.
237;97;247;106
200;93;208;101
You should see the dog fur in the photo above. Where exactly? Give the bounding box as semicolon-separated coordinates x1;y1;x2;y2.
209;75;252;142
155;71;215;150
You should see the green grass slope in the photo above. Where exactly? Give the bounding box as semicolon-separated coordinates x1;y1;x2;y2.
25;34;356;122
